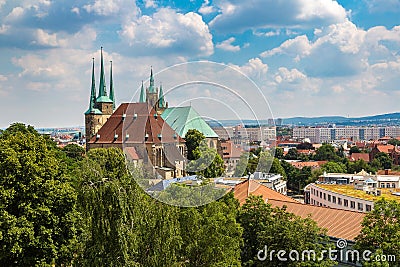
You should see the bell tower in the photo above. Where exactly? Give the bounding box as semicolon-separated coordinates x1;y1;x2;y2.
84;47;116;150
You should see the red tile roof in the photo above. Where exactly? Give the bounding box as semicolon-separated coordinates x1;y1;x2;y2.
289;161;326;169
374;144;394;154
268;199;366;241
233;179;297;205
89;103;184;145
349;153;370;162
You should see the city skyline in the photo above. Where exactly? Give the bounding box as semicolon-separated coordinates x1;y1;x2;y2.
0;0;400;127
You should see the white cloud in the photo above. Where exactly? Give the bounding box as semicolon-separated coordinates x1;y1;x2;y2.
275;67;306;83
83;0;124;16
120;8;214;57
5;6;25;21
144;0;157;8
261;35;311;58
210;0;347;33
33;29;65;47
364;0;400;13
199;0;215;15
216;37;240;52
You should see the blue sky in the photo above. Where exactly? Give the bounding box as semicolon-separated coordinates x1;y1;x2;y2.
0;0;400;127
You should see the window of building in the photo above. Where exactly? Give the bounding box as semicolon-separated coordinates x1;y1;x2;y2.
332;196;336;204
351;201;355;209
381;183;385;188
392;183;396;188
324;193;326;200
338;198;342;205
328;195;331;202
344;199;348;207
386;183;391;188
366;204;372;212
320;192;322;198
358;203;363;211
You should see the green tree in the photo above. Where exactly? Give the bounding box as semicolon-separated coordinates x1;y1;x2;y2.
269;158;286;178
321;161;347;173
77;148;182;266
185;129;206;160
349;146;361;154
179;193;243;266
296;142;313;150
239;195;336;267
388;138;400;146
0;124;81;266
285;148;300;160
355;198;400;266
273;147;284;159
373;152;392;170
186;142;225;178
314;144;341;161
63;143;85;161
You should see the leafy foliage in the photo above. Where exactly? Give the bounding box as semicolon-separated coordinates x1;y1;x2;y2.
0;124;81;266
355;198;400;266
239;195;336;267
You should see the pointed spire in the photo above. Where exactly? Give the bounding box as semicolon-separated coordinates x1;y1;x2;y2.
96;47;112;103
98;47;106;97
149;66;156;93
158;82;164;108
85;58;101;115
109;60;115;109
139;80;146;103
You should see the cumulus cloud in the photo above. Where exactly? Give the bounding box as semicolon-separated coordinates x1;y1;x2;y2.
216;37;240;52
364;0;400;13
120;8;214;57
144;0;157;8
210;0;347;33
199;0;215;15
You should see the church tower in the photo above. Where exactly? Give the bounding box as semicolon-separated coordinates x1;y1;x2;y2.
142;67;167;114
85;47;116;148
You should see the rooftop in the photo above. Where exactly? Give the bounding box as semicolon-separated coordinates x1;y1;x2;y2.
316;184;400;202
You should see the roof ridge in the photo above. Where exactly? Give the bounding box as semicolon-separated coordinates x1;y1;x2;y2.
268;199;366;215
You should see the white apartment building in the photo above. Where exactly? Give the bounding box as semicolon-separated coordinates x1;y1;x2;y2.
306;184;374;212
293;126;400;142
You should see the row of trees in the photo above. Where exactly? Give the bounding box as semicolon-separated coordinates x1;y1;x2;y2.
0;124;398;266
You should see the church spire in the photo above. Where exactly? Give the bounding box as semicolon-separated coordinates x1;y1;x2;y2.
98;47;106;97
85;58;101;115
96;47;112;103
109;60;115;109
139;81;146;103
149;66;156;93
158;82;165;108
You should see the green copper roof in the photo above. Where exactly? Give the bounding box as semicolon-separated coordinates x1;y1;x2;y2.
158;83;165;108
148;67;156;93
97;47;110;103
139;81;146;103
109;60;115;109
96;95;113;103
161;106;218;138
85;58;102;115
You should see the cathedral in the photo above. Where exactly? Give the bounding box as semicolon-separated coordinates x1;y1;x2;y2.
84;48;219;179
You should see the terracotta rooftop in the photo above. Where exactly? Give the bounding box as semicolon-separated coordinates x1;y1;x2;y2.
289;161;326;169
89;103;184;145
374;144;394;154
268;199;366;241
233;180;366;241
233;179;298;205
349;153;370;162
